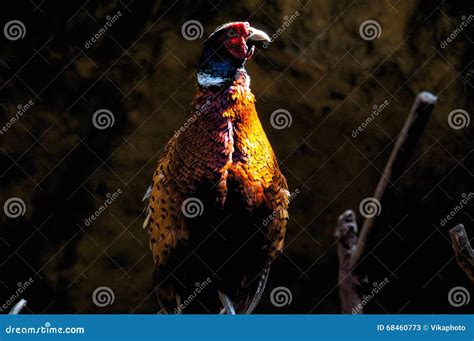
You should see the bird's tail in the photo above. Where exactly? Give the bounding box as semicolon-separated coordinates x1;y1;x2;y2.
237;261;271;314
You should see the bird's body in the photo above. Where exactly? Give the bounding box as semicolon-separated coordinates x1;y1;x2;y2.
143;22;289;313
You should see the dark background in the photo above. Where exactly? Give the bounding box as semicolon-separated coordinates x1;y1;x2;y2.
0;0;473;313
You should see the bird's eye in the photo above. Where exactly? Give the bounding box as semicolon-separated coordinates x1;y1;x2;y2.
227;29;237;38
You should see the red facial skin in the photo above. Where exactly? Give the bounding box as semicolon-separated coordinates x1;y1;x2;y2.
221;22;251;60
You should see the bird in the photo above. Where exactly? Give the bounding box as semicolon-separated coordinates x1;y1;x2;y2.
143;21;290;314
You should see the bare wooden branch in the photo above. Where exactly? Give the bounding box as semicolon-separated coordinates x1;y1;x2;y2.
335;210;362;314
9;299;27;314
335;91;437;313
449;224;474;283
350;91;438;268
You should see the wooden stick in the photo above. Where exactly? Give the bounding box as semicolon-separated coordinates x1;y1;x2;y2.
335;210;363;313
349;91;438;268
9;299;27;314
335;91;437;313
449;224;474;283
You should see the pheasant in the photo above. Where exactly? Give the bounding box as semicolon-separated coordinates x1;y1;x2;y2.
143;22;290;314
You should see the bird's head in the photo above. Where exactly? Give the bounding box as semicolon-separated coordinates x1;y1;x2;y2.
197;22;270;89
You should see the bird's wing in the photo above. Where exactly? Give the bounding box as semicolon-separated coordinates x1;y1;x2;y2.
236;261;271;314
265;167;290;258
142;139;189;269
236;165;289;314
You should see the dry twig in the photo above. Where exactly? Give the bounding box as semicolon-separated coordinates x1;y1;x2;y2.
449;224;474;283
335;91;437;313
9;299;27;314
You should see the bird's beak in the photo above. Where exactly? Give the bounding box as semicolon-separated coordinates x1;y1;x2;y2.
246;27;271;43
